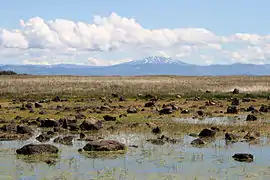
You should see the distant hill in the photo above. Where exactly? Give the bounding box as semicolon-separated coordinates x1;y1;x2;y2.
1;56;270;76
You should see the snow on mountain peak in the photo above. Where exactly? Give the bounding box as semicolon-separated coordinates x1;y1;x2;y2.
127;56;187;65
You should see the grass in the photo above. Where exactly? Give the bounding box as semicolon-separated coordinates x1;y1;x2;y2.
1;75;270;100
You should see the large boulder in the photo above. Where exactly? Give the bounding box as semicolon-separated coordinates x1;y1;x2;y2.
83;140;126;151
259;105;270;112
144;101;155;108
80;119;103;131
159;107;173;115
16;144;59;155
103;115;116;121
232;88;240;94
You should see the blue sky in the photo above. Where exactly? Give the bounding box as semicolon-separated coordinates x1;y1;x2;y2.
0;0;270;65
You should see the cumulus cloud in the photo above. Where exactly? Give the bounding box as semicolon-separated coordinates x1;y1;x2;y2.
0;12;270;65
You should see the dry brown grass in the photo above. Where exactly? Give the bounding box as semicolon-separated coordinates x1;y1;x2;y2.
1;75;270;99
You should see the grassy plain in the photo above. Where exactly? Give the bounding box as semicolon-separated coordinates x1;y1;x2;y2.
0;75;270;137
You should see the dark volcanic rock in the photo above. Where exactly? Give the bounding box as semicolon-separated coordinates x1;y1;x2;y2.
232;88;240;94
34;102;42;108
243;131;260;141
144;101;155;108
191;138;206;146
40;119;59;128
152;126;161;134
198;128;216;138
52;96;61;102
16;125;33;135
247;106;256;112
227;106;238;114
225;133;240;142
53;136;73;146
232;153;253;162
83;140;126;151
159;107;173;115
16;144;59;155
80;119;103;131
36;134;51;142
231;98;240;106
246;114;257;121
103;115;117;121
259;105;270;112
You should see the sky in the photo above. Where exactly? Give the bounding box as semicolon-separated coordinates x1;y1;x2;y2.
0;0;270;66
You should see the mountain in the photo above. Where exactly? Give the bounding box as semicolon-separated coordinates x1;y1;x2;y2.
1;56;270;76
125;56;189;65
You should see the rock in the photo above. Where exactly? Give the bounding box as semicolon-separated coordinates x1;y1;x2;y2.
16;144;59;155
79;133;86;139
231;98;240;106
197;110;204;116
243;131;260;141
52;96;61;102
39;110;46;115
68;123;80;131
36;134;51;142
127;107;138;113
144;101;155;108
119;96;126;101
34;102;42;108
259;105;270;112
191;138;206;146
181;109;189;114
112;93;118;98
198;128;216;138
0;124;17;133
232;153;253;162
247;106;256;112
83;140;126;151
159;107;173;115
176;95;181;98
242;98;251;102
80;119;103;131
227;106;238;114
152;126;161;134
16;125;33;135
25;103;33;110
119;114;127;118
103;115;117;121
40;119;59;128
246;114;257;121
225;133;240;142
53;136;73;146
232;88;240;94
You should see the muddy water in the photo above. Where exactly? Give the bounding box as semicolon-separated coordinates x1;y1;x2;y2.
0;132;270;180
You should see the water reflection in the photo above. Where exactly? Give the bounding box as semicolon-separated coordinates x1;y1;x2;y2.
0;133;269;179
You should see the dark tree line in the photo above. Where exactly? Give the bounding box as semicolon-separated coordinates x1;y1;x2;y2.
0;70;17;75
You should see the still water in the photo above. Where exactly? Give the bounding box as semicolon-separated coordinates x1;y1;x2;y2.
0;131;270;180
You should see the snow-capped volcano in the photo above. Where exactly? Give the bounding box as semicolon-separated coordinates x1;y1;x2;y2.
126;56;188;65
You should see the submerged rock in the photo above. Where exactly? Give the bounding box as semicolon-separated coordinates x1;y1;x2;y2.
16;144;59;155
232;153;253;162
83;140;126;151
191;138;206;146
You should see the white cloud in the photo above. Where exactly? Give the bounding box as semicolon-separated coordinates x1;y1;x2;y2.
0;12;270;65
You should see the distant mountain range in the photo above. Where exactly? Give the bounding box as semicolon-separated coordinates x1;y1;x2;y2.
1;56;270;76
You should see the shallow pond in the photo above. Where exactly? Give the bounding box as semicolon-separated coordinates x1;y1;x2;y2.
0;132;270;180
172;114;249;125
